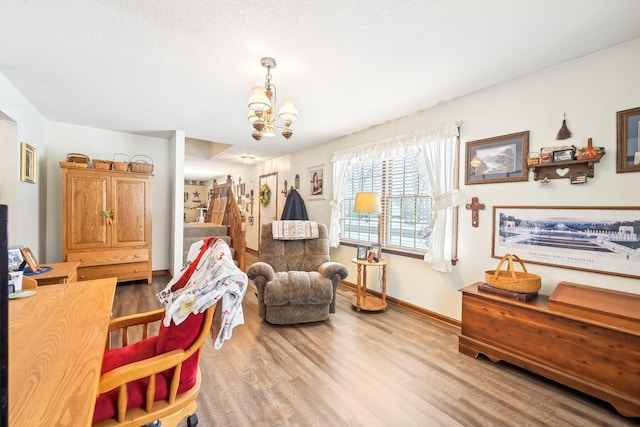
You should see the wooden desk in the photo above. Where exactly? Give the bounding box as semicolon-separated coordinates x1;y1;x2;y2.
9;277;117;426
351;258;387;312
27;261;80;286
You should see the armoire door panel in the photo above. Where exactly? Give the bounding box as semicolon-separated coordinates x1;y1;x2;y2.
111;177;150;247
68;174;110;250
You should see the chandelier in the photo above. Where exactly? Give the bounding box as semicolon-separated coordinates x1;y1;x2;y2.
247;57;299;141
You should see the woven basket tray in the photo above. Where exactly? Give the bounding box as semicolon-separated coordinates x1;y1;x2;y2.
112;153;130;172
66;152;90;164
129;155;153;174
485;253;541;293
93;159;113;170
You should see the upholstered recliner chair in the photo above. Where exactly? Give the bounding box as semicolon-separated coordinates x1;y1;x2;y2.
247;222;348;325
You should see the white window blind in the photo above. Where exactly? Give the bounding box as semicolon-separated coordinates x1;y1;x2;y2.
340;155;433;253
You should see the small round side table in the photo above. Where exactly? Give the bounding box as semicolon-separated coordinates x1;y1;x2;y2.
351;257;387;312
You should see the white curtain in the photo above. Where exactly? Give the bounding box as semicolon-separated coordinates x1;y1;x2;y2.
330;123;462;269
329;131;421;247
415;124;462;272
328;158;350;247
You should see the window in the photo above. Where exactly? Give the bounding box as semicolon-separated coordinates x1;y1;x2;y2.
329;124;460;271
340;155;433;254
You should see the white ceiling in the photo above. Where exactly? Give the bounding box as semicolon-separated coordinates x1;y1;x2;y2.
1;1;640;180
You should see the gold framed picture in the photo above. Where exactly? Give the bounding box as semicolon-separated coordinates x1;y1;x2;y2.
20;142;37;183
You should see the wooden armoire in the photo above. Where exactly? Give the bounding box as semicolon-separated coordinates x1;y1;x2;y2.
61;164;152;283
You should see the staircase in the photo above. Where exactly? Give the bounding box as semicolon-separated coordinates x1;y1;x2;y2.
182;176;246;270
183;224;232;265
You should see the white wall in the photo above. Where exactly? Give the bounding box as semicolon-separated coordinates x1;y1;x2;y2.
44;122;173;270
0;117;18;241
0;73;47;255
244;39;640;321
1;38;638;321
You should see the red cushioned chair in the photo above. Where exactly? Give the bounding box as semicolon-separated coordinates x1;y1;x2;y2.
92;301;221;427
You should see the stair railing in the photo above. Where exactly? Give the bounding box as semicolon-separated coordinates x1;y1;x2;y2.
204;176;246;271
224;186;246;271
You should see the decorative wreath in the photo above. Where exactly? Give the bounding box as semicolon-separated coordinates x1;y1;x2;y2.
259;183;271;207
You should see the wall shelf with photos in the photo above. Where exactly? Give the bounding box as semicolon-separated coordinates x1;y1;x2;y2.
530;157;602;181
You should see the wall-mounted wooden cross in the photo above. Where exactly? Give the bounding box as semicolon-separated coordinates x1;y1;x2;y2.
465;196;485;228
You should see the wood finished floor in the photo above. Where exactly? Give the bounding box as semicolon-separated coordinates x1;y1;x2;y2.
112;267;639;426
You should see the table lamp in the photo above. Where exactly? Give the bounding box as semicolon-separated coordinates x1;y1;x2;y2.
354;192;382;261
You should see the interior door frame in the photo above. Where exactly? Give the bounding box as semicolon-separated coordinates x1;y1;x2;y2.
258;172;278;252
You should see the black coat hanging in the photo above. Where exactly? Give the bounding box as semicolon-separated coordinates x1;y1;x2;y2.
280;189;309;220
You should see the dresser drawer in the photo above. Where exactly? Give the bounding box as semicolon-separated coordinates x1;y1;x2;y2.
77;262;150;283
68;248;149;267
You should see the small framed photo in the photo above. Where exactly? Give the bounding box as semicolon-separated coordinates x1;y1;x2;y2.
570;174;587;184
370;243;382;259
356;245;368;260
552;148;575;162
20;247;41;272
8;246;24;271
307;164;325;200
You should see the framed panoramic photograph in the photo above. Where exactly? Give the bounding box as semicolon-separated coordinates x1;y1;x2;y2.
616;106;640;173
20;142;37;183
465;131;529;185
492;206;640;279
307;164;325;200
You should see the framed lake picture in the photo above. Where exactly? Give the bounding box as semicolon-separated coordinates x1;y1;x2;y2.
492;206;640;279
466;131;529;185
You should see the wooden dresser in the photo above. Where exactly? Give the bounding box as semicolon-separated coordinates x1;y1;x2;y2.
61;164;152;283
459;281;640;418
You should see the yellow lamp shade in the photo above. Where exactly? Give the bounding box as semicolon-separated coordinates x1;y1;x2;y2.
354;192;381;214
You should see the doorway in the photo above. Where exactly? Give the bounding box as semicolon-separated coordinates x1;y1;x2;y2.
258;172;278;252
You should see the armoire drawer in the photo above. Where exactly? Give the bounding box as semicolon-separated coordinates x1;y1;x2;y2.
67;248;149;267
77;262;150;282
